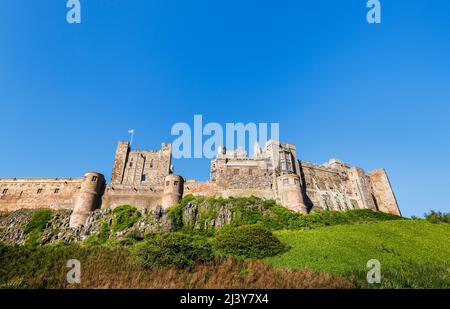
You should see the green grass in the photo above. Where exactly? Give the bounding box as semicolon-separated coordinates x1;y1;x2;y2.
24;209;52;234
266;220;450;288
23;209;52;247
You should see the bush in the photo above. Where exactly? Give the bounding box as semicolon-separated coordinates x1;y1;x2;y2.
133;232;213;268
111;205;141;232
84;223;111;245
425;211;450;224
24;209;52;234
0;241;7;255
214;225;288;259
167;194;197;230
23;209;52;247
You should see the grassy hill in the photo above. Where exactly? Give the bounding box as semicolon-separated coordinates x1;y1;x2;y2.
1;197;449;289
266;220;450;288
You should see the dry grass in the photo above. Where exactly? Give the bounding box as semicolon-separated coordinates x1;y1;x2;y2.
1;241;354;289
77;257;354;289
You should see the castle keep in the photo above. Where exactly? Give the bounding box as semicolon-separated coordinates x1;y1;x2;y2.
0;140;401;227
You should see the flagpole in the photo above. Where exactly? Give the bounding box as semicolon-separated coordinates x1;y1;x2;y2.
128;129;134;146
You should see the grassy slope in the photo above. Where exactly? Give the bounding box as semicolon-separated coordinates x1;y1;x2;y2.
266;220;450;288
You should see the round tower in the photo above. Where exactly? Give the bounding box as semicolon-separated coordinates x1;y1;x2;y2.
276;174;308;214
69;172;105;228
162;174;184;209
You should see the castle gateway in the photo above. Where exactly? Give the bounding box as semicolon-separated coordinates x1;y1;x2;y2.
0;140;400;227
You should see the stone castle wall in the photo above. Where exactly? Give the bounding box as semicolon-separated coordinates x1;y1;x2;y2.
101;141;173;210
0;178;83;211
300;162;361;212
369;169;401;216
0;139;401;227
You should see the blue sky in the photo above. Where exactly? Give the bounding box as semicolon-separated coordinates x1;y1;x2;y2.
0;1;449;217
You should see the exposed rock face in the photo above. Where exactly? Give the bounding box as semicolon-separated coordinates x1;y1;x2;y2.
0;198;276;245
0;206;174;245
0;209;33;244
182;201;235;230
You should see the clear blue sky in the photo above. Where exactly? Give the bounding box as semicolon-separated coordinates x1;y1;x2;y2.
1;1;449;217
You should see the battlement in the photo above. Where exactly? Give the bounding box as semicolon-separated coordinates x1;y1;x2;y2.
0;139;401;225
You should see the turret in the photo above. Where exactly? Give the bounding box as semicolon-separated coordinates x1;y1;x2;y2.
110;141;130;184
161;174;184;209
276;173;307;214
69;172;105;227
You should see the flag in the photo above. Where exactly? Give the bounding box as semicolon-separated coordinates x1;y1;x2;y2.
128;129;134;134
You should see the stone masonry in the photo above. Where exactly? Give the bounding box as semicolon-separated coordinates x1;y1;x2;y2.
0;139;401;227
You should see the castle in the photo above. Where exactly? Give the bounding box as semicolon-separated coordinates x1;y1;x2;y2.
0;140;401;227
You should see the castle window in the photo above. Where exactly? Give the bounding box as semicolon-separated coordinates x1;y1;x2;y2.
287;163;293;172
129;162;133;167
92;176;98;182
248;169;253;176
37;189;43;194
141;174;146;182
234;169;239;175
281;162;287;171
283;178;289;186
174;181;179;186
54;188;60;194
150;160;154;168
2;189;7;194
166;181;170;186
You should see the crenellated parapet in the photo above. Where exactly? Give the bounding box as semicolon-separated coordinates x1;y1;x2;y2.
0;139;401;219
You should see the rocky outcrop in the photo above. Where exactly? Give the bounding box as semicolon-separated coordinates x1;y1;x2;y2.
0;206;173;245
0;197;272;245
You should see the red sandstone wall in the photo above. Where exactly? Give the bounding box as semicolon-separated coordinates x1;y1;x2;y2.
0;178;83;211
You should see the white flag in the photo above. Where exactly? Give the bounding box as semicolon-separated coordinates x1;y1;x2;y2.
128;129;134;134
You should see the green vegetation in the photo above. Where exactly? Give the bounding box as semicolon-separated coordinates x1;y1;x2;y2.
111;205;142;232
0;242;130;288
24;209;52;234
83;205;141;245
425;210;450;224
266;220;450;288
0;241;352;288
24;209;52;247
214;225;287;259
167;194;197;230
83;222;111;245
133;232;213;268
1;199;449;288
167;195;403;232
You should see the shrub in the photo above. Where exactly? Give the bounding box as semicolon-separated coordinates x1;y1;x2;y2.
127;229;144;241
167;202;185;230
111;205;141;232
425;211;450;224
24;209;52;234
214;225;288;259
133;232;213;268
83;222;111;246
23;209;52;247
0;241;7;255
167;194;198;230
